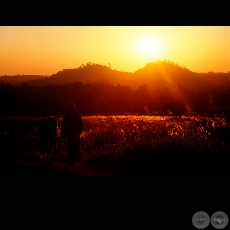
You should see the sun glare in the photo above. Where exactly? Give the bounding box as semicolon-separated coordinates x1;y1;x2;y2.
137;38;161;57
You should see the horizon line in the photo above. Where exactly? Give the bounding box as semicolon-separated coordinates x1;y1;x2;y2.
1;60;230;76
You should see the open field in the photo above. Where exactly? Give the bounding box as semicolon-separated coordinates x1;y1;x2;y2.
1;115;230;176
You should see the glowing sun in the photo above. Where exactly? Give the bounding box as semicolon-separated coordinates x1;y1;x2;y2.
138;38;161;57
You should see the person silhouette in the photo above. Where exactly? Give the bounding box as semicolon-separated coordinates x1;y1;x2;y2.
61;101;83;166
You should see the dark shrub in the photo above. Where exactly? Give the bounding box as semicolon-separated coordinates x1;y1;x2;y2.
164;100;186;116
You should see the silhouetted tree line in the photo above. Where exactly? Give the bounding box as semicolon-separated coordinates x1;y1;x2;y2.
1;79;230;116
1;61;230;116
2;61;230;91
0;75;47;85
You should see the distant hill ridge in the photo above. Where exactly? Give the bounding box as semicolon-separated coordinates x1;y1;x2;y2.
1;60;230;91
0;74;47;84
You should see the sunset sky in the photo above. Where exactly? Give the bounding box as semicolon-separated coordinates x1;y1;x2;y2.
0;26;229;76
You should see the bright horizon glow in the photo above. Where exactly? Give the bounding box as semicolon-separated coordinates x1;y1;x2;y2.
0;26;229;76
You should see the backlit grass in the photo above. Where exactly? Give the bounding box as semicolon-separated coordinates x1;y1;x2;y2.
1;115;230;176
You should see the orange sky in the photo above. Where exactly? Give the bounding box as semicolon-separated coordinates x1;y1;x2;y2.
0;26;229;76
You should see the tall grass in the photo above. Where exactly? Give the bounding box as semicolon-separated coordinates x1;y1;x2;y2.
1;115;230;176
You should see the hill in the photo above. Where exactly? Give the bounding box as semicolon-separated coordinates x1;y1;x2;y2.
0;75;47;85
1;61;230;92
134;61;230;91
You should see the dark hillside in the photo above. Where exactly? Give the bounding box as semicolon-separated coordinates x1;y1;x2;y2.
26;61;230;92
0;75;47;85
1;61;230;93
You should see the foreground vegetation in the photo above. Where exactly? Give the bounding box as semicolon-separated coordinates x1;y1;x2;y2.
1;115;230;176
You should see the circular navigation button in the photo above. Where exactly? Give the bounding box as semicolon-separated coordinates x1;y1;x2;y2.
211;211;228;229
192;211;210;229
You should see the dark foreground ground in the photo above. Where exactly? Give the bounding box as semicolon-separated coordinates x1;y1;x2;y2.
1;145;230;176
